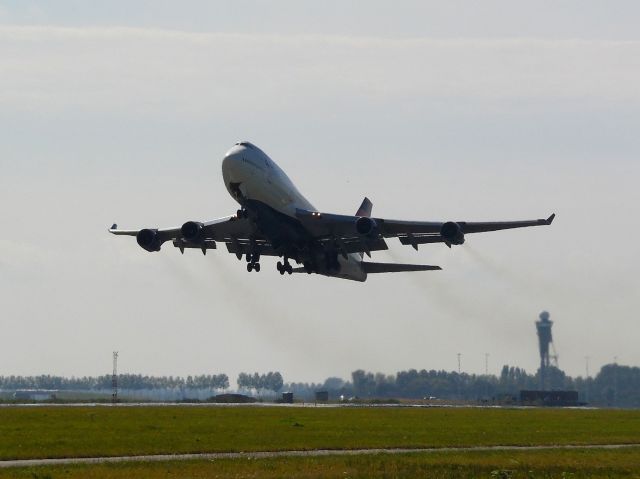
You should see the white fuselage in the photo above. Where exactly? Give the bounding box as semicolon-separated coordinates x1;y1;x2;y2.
221;142;367;281
222;142;315;217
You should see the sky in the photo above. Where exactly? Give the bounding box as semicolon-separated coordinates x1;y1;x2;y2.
1;1;639;386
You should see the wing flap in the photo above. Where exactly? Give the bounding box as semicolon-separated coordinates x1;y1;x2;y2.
318;237;388;255
398;235;444;246
225;240;279;257
200;216;262;241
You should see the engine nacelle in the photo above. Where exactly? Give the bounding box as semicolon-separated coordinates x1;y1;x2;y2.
440;221;465;245
356;216;378;236
181;221;204;242
136;228;162;252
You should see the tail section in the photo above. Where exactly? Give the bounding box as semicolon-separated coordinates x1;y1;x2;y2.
355;197;373;259
355;197;373;218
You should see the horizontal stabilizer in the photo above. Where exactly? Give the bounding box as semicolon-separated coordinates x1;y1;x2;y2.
362;262;441;273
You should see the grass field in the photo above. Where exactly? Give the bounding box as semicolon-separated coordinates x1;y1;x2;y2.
1;406;639;461
2;448;640;478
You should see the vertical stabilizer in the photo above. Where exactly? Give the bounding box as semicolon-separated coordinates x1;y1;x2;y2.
355;197;373;217
355;197;373;259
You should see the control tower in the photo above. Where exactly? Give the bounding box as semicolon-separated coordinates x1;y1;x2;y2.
536;311;553;368
536;311;556;389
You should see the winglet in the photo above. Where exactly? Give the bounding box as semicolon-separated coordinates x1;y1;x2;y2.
546;213;556;225
111;223;117;230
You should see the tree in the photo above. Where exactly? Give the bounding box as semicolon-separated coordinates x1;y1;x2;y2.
352;370;376;397
237;373;251;391
268;372;284;392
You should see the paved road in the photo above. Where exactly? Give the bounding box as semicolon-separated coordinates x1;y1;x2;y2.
1;444;638;469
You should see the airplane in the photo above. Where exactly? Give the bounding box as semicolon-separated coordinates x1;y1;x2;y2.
110;141;555;282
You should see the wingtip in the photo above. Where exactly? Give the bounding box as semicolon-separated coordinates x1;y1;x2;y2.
109;223;117;233
546;213;556;225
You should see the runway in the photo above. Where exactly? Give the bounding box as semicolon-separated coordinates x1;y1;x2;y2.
1;444;638;469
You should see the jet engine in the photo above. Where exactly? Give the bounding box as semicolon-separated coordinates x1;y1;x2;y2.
136;228;162;252
440;221;465;245
181;221;204;243
356;216;378;236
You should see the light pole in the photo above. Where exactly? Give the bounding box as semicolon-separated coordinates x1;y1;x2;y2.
584;356;590;404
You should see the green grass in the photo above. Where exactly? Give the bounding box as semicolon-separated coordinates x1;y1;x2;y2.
2;448;640;478
1;406;639;460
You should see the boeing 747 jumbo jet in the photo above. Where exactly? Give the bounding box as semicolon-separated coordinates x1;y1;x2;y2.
110;141;554;281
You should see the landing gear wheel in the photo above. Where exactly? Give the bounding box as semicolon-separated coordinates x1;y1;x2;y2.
281;257;293;275
254;263;261;272
247;263;253;272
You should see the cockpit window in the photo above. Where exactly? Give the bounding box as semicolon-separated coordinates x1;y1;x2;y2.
235;141;256;150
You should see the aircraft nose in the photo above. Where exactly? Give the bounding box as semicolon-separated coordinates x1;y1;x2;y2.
222;151;237;170
222;145;247;183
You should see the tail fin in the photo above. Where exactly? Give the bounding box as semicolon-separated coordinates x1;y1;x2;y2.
355;197;372;217
355;197;373;258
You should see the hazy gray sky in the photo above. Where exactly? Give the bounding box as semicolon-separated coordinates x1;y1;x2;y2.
1;1;639;385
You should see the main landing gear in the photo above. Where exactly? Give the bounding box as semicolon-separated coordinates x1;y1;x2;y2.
277;258;293;275
237;208;249;219
246;253;260;272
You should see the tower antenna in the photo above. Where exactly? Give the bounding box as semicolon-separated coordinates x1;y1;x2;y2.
112;351;119;404
585;355;590;403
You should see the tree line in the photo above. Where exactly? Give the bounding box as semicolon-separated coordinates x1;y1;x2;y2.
237;372;284;393
282;364;639;408
0;373;229;391
1;364;638;407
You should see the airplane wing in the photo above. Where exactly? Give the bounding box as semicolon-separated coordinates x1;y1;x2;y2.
108;215;270;257
296;208;555;250
110;201;554;260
